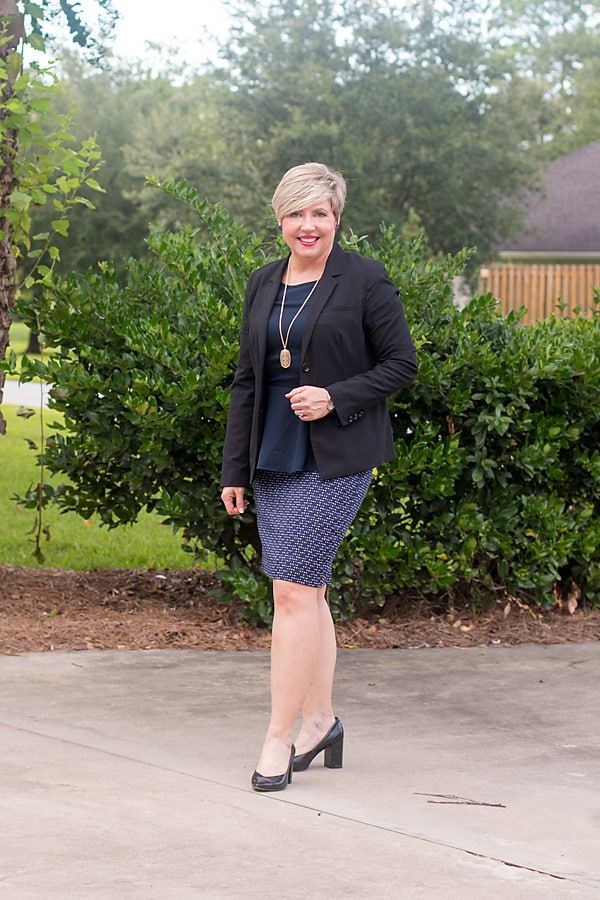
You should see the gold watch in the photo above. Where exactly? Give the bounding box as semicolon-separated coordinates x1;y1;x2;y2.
326;391;335;413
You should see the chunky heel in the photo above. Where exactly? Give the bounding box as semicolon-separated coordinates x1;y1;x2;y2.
293;718;344;772
323;732;344;768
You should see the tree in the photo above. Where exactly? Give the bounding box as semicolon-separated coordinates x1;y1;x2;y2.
489;0;600;155
0;3;25;420
213;0;538;259
27;0;597;283
26;52;154;280
118;68;245;236
28;0;117;60
565;51;600;150
0;0;115;433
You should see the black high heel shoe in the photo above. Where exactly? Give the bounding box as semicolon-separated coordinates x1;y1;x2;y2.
251;745;295;792
293;718;344;772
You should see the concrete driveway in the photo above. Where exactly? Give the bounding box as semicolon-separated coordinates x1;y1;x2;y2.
2;379;50;408
1;644;598;899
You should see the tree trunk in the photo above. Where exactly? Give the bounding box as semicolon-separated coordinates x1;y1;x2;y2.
0;0;24;434
26;328;42;354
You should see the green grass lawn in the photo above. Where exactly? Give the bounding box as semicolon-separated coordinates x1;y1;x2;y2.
0;404;193;570
4;320;57;381
5;321;31;379
8;320;29;354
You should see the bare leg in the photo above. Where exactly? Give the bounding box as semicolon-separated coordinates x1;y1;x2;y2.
294;586;337;754
255;579;321;776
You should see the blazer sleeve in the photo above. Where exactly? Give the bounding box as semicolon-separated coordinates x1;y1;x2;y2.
326;259;417;421
220;279;256;487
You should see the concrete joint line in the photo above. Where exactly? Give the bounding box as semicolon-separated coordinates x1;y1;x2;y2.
2;716;595;892
266;796;593;889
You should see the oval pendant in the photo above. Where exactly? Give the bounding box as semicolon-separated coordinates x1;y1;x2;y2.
280;349;291;368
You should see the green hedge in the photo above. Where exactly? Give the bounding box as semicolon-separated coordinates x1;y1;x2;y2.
17;179;600;624
343;285;600;616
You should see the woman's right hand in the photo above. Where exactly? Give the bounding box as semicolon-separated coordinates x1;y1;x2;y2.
221;486;247;515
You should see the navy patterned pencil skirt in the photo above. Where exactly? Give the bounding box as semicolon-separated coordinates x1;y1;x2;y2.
253;469;372;587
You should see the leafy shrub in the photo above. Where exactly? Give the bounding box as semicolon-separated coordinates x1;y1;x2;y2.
336;263;600;615
17;180;600;623
18;179;264;572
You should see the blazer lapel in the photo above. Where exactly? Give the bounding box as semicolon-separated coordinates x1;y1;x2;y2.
302;243;344;354
252;257;288;366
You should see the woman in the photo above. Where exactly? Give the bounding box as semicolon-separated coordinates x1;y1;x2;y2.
221;162;417;792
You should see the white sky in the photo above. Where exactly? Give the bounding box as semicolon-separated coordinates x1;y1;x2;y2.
101;0;231;64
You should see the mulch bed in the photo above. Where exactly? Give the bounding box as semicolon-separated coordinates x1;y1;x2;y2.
1;564;599;655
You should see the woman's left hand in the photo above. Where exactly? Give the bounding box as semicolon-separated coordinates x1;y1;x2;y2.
285;385;331;422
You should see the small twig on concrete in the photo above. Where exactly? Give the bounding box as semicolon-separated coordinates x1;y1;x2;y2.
415;792;506;808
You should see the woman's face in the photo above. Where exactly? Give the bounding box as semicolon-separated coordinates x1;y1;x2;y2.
280;199;338;269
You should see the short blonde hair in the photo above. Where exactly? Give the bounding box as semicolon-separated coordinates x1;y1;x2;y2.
272;162;347;223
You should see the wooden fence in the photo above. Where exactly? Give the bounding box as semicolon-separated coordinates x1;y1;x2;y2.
478;264;600;324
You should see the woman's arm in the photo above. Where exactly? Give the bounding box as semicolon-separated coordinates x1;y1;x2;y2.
314;257;417;424
220;281;257;488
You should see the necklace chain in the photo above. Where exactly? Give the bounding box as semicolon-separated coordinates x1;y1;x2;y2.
278;260;322;369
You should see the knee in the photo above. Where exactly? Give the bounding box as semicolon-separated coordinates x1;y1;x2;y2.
273;581;318;616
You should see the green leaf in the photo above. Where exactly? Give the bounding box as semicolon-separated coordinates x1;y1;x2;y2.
51;219;69;237
24;3;45;17
25;32;46;52
7;52;24;79
29;97;52;113
85;178;104;192
11;190;32;211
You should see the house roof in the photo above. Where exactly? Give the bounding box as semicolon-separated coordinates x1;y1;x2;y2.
499;141;600;256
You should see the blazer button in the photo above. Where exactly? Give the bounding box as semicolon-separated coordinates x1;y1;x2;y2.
302;363;310;373
358;411;364;418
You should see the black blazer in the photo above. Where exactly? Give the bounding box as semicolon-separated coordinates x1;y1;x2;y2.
221;241;417;485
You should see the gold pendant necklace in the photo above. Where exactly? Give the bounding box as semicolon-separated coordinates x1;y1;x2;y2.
278;261;322;368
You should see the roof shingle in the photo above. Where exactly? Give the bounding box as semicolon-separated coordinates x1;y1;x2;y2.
500;141;600;254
